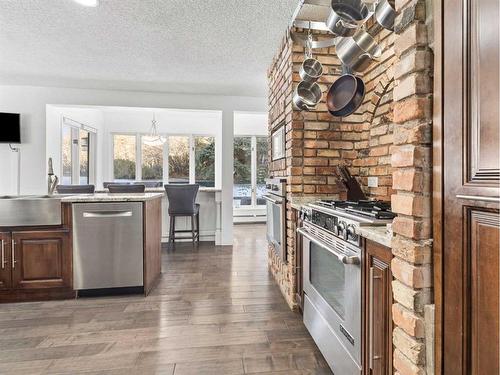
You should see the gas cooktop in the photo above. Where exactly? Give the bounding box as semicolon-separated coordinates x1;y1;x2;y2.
312;199;396;220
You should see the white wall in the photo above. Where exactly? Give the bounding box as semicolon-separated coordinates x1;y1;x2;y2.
0;85;267;245
46;105;105;187
46;106;223;189
234;111;268;136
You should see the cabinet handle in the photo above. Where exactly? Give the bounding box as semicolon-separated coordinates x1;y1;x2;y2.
11;240;16;269
369;267;374;369
1;240;4;270
369;266;383;369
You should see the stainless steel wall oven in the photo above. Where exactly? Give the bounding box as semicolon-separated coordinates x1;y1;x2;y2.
263;178;286;262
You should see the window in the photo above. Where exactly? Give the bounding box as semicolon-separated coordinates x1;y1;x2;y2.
113;134;136;181
168;136;189;184
61;119;96;185
141;136;163;182
233;136;268;208
79;129;90;184
62;126;72;185
195;136;215;187
256;137;268;205
111;133;218;187
233;137;252;207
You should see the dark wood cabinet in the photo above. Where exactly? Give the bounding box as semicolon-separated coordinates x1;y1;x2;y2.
0;232;12;290
363;239;393;375
0;203;74;303
11;230;72;290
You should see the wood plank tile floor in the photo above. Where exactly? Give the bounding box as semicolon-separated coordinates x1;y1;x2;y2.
0;224;331;375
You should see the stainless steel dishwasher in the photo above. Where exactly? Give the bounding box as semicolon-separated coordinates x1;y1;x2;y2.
73;202;143;290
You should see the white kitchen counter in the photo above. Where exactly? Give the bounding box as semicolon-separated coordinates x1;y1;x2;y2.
60;192;164;202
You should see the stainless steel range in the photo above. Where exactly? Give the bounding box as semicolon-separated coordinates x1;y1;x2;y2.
298;199;395;375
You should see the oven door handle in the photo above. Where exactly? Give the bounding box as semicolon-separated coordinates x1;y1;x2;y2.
262;195;282;204
297;227;360;265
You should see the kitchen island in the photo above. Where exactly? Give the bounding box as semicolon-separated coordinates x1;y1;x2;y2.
0;192;163;303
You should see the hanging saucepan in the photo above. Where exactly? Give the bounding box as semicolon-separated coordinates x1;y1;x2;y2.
326;67;365;117
335;30;382;73
299;33;324;83
375;0;396;30
300;58;323;83
326;0;371;37
293;81;322;111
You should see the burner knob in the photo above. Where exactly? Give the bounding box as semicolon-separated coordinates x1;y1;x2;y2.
336;222;346;237
346;224;356;240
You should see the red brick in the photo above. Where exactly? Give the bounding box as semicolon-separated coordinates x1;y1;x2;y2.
303;158;329;166
304;140;329;149
303;185;316;193
317;149;340;157
391;193;430;217
392;216;431;240
317;185;338;194
303;149;316;157
316;167;337;175
329;141;354;150
392;303;426;338
393;349;426;375
304;122;330;130
370;146;389;157
392;257;432;288
391;145;431;168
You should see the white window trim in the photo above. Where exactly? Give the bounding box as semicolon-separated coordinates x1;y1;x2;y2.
110;132;218;187
233;135;267;209
61;116;97;185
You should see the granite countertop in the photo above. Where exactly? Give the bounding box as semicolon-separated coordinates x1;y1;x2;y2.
289;195;341;210
96;187;221;193
355;225;393;248
60;192;164;203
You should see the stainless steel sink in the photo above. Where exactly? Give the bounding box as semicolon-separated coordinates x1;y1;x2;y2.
0;195;63;226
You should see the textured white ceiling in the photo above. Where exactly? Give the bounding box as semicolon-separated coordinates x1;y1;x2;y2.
0;0;299;96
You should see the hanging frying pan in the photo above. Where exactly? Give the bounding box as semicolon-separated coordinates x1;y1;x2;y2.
326;67;365;117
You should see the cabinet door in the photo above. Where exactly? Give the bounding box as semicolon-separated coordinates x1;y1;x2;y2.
0;232;12;290
11;230;71;290
364;240;392;375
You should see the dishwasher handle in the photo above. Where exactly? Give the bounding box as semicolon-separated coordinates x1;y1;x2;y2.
83;211;133;218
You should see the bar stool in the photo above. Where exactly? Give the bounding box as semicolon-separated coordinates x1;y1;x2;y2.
56;185;95;194
164;184;200;245
108;184;145;193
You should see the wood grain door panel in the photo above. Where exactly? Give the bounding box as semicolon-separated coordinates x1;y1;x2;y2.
363;240;392;375
469;210;500;374
12;230;71;290
468;0;499;182
443;0;500;372
0;232;12;290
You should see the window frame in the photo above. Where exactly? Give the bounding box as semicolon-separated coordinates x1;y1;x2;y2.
111;132;217;187
60;117;97;186
233;134;268;208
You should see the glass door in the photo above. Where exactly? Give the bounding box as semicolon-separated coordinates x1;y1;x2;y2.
62;121;96;185
233;136;268;208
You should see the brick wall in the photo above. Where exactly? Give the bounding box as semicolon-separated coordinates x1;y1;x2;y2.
267;26;399;309
390;0;434;374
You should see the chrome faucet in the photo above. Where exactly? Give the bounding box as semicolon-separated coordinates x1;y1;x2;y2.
47;158;59;195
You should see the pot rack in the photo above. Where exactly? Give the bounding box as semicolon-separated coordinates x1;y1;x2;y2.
290;0;380;47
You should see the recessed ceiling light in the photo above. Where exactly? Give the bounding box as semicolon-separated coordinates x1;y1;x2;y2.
73;0;99;7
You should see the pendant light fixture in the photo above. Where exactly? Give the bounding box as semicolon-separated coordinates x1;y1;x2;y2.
145;113;165;145
73;0;99;7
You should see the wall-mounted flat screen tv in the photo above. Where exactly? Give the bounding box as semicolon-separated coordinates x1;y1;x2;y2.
0;112;21;143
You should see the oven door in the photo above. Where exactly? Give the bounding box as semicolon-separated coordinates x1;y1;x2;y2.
298;225;362;374
263;193;286;261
